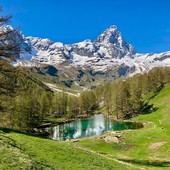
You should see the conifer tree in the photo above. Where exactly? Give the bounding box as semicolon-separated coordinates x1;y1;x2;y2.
0;8;20;60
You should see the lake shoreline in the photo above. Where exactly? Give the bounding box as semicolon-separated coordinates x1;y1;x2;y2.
37;113;143;129
40;114;143;141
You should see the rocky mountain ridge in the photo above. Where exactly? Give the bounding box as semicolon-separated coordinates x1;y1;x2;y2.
2;24;170;85
14;25;170;77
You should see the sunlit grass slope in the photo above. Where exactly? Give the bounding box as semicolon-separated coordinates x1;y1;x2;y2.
1;85;170;169
78;85;170;169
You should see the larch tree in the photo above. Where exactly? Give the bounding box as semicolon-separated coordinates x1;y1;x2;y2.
0;8;21;112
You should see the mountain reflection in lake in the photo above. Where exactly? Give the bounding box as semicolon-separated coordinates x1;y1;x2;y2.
46;114;142;141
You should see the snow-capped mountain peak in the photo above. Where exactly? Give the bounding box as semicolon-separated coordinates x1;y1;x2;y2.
26;36;53;50
95;25;119;44
94;25;136;59
5;25;170;77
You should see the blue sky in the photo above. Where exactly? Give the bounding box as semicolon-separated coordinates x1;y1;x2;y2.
1;0;170;53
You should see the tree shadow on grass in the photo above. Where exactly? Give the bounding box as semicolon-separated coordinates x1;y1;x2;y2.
0;127;49;139
140;103;158;115
119;158;170;167
0;128;55;169
124;103;158;119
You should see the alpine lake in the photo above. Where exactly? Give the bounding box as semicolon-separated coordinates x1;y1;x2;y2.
43;114;143;141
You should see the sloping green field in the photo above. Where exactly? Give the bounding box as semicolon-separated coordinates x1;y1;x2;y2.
1;85;170;169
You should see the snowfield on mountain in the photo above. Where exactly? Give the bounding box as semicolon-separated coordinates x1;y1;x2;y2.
4;25;170;77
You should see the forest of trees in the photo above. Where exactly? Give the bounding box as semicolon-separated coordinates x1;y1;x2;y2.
95;67;170;119
0;11;52;131
1;54;170;132
0;59;53;130
1;10;170;132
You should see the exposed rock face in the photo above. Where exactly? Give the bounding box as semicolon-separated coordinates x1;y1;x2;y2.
14;25;138;72
94;25;136;59
2;25;170;78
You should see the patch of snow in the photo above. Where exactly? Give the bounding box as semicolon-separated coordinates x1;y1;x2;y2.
8;25;170;76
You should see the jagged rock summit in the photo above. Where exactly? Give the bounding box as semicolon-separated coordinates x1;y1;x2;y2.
3;24;170;77
94;25;136;58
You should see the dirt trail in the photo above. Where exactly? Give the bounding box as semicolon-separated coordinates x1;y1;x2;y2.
149;142;167;150
73;145;148;170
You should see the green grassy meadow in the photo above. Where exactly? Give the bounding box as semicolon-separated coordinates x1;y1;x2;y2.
1;85;170;169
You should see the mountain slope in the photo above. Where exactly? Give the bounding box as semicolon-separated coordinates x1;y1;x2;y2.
3;25;170;88
1;85;170;169
16;25;137;72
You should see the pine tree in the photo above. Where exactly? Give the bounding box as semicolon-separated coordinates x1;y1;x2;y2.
80;90;98;115
68;96;80;117
0;9;20;112
103;83;113;115
129;74;143;115
0;9;20;60
112;81;131;119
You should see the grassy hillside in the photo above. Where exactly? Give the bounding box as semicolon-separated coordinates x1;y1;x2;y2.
0;130;135;170
78;85;170;169
27;64;123;91
0;59;53;130
1;85;170;169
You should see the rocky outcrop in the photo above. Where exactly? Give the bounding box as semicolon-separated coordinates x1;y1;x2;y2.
101;131;122;143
